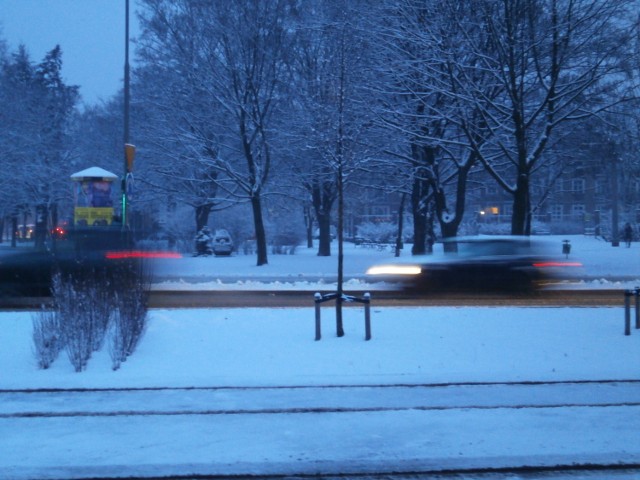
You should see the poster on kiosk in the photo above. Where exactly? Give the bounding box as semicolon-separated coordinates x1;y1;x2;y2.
70;167;118;226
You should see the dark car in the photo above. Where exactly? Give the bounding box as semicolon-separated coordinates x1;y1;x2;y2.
0;227;138;297
0;247;58;296
366;236;581;292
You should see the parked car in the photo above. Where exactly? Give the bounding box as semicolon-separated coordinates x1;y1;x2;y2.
212;229;234;256
366;236;581;292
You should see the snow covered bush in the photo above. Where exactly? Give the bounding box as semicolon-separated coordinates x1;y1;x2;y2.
34;260;150;372
32;307;63;369
51;273;96;372
108;261;150;370
356;222;397;244
270;232;301;255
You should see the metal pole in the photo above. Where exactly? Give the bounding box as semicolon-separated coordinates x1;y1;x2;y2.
122;0;131;230
625;290;632;336
314;293;322;341
364;292;371;341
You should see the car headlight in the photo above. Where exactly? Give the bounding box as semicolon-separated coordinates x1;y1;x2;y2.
366;264;422;275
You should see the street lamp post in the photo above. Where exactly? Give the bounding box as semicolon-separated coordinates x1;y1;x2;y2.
122;0;131;230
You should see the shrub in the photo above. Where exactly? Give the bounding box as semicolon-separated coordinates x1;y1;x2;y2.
33;260;150;373
271;232;300;255
356;222;397;244
52;273;96;372
32;307;63;369
108;260;150;370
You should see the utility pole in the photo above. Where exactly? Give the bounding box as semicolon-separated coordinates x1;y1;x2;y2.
122;0;133;231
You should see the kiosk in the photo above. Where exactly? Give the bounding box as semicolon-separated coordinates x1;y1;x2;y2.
70;167;118;226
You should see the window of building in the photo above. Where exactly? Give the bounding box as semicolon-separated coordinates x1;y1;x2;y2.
482;183;498;195
572;204;585;218
571;179;585;193
550;205;563;220
554;180;564;193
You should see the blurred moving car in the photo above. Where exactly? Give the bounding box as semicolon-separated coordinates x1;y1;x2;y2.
366;236;581;292
212;229;234;256
0;227;133;296
0;227;181;297
0;247;57;296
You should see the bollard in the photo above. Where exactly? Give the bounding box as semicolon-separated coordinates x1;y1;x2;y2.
636;287;640;329
625;290;632;336
313;291;372;341
314;292;322;341
364;293;371;341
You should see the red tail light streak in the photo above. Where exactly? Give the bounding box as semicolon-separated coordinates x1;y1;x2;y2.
105;251;183;260
533;261;583;268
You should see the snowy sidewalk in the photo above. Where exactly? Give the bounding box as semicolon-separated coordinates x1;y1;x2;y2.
2;402;640;478
2;306;640;478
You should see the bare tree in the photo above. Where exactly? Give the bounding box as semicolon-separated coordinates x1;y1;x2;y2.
278;0;378;334
137;0;296;265
134;3;231;241
369;0;496;250
463;0;635;235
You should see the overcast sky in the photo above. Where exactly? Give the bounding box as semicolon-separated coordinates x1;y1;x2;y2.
0;0;140;106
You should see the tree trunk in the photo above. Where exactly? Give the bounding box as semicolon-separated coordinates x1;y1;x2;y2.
311;178;335;257
316;212;332;256
194;204;213;233
11;215;17;247
411;177;430;255
34;204;48;250
251;194;268;266
303;203;314;248
335;163;345;338
611;157;620;246
440;222;458;253
511;174;530;236
395;193;406;257
50;203;58;234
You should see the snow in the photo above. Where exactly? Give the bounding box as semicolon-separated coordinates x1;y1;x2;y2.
1;235;640;479
69;166;119;180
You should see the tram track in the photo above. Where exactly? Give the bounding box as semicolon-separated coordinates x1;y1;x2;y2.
3;379;639;419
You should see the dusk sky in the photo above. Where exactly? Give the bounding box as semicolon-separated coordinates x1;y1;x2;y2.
0;0;140;106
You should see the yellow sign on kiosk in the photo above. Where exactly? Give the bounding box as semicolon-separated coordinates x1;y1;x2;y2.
73;207;114;226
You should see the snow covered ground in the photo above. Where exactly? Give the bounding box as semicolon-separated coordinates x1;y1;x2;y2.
1;235;640;479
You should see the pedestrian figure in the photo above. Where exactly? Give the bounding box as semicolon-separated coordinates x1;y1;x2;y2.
623;222;633;248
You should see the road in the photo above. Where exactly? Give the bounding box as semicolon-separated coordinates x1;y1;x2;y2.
147;288;626;308
0;288;629;310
